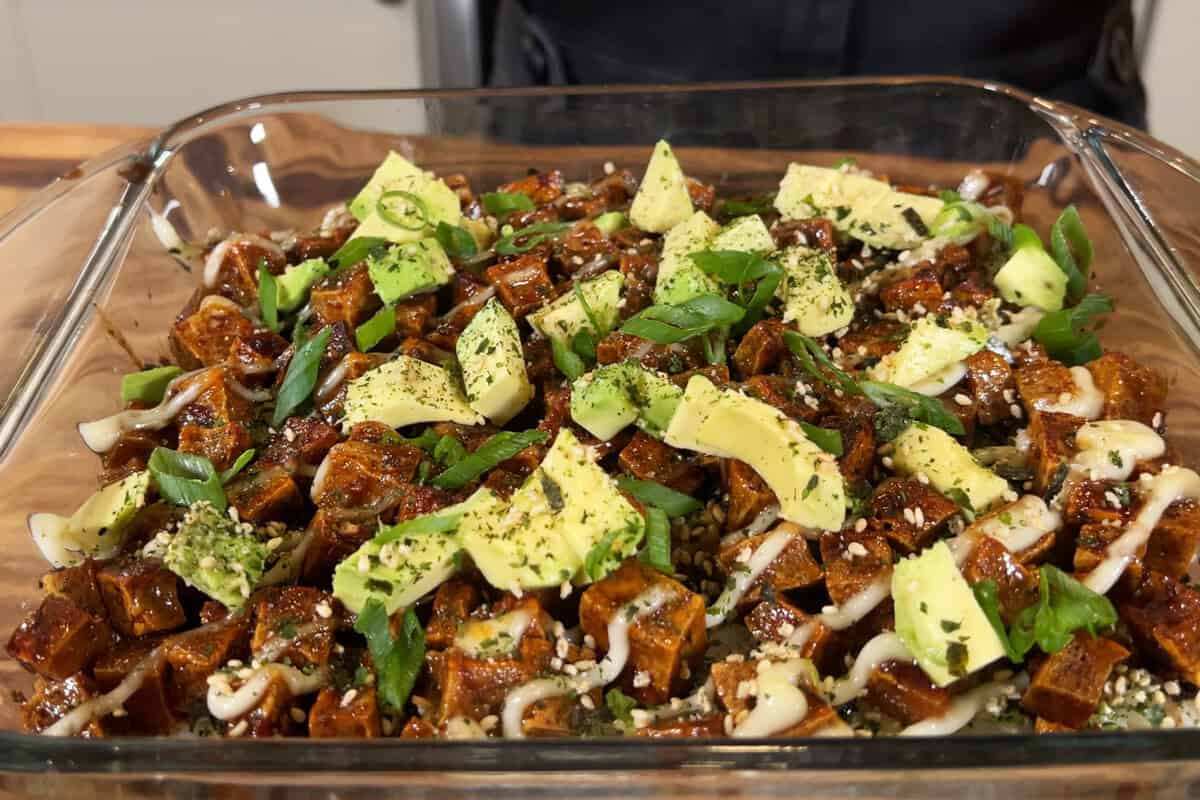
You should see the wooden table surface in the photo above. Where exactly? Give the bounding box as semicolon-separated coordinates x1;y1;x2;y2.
0;122;155;218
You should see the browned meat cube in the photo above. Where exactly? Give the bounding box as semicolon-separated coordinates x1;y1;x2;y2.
170;295;261;369
310;263;382;330
311;440;422;509
1086;352;1167;426
879;268;943;312
392;484;459;524
398;336;455;366
717;525;823;607
426;580;482;650
235;669;302;737
686;177;715;212
618;253;656;318
175;366;256;429
97;559;185;637
177;422;253;472
866;478;958;554
711;659;840;736
227;330;289;384
427;274;491;350
100;428;171;486
205;237;287;307
820;529;892;605
578;560;707;705
291;228;353;262
1014;361;1077;417
732;319;786;378
435;624;554;724
946;273;996;310
618;431;705;495
485;254;556;318
961;536;1040;625
500;170;564;206
226;466;303;523
6;594;112;679
670;364;731;389
865;661;952;725
400;716;436;738
837;320;907;366
742;375;822;422
251;586;339;670
1063;479;1127;528
300;508;379;585
827;412;877;484
635;714;725;737
554;222;616;271
1075;524;1143;586
744;599;844;675
163;616;251;709
1118;571;1200;684
596;331;703;374
91;635;176;734
723;459;778;531
963;350;1014;426
1020;633;1129;727
521;694;580;738
1035;717;1076;734
22;674;110;736
39;560;106;617
771;218;836;256
259;417;340;471
1025;410;1085;494
394;294;439;339
308;685;382;738
1147;500;1200;580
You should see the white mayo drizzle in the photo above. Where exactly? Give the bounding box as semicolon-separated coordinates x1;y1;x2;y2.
829;632;915;705
207;663;326;721
252;622;327;664
203;234;283;289
315;354;355;401
454;609;534;659
78;382;203;453
1071;420;1164;482
993;307;1045;347
910;361;968;397
501;586;671;739
785;574;893;651
1036;366;1104;420
1084;466;1200;594
731;659;813;737
705;525;797;628
899;673;1030;736
310;454;333;502
227;381;273;402
949;494;1062;565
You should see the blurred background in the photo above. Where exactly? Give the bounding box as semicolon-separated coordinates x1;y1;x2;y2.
0;0;1194;215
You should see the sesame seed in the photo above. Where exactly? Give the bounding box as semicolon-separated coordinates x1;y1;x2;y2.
1162;716;1177;729
266;537;283;551
381;718;396;736
603;161;615;175
1153;411;1163;429
881;456;894;469
290;707;307;723
284;427;296;442
916;472;930;486
1010;403;1023;418
847;541;869;557
227;659;244;669
902;508;916;525
228;720;249;738
315;602;333;619
777;622;796;638
953;393;971;406
1115;676;1128;695
560;580;573;599
480;715;499;732
1165;681;1181;696
227;506;240;523
111;707;128;718
580;694;596;710
341;688;358;707
237;667;254;680
1002;389;1015;403
914;508;925;527
854;518;867;533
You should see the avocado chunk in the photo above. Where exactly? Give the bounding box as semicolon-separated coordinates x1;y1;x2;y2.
653;210;721;305
629;140;694;233
367;239;454;305
275;258;330;311
665;375;845;530
592;211;627;236
341;355;483;432
456;298;534;425
893;540;1007;686
711;214;776;254
164;502;267;609
348;151;427;222
777;245;855;336
570;361;682;441
332;491;487;614
890;423;1010;512
459;428;645;591
993;245;1068;312
528;270;624;345
869;315;988;390
774;163;943;251
29;470;151;568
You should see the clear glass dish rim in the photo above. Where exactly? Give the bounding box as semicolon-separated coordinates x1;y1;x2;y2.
3;76;1200;773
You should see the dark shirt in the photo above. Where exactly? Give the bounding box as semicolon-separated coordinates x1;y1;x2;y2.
487;1;1144;127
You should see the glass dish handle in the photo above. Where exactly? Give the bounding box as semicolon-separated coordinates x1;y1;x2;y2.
0;142;155;460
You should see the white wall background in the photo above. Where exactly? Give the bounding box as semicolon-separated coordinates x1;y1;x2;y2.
0;0;1196;158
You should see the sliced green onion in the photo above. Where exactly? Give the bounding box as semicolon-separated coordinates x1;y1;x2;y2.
375;510;464;545
430;430;550;490
620;294;745;344
272;326;332;426
639;506;672;574
860;380;965;437
1033;293;1113;366
121;365;182;404
797;421;843;456
148;447;227;511
494;222;571;255
377;190;430;231
355;600;425;711
330;235;388;271
1049;205;1092;304
219;449;256;485
615;477;702;518
257;260;280;332
435;221;478;259
551;337;587;380
355;305;396;352
782;331;862;396
481;191;535;216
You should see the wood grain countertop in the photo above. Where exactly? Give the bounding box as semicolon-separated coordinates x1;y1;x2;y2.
0;122;155;218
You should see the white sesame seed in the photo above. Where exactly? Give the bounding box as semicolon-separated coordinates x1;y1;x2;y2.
633;670;651;688
228;720;249;738
111;707;128;718
227;506;240;523
237;667;254;680
480;714;499;732
914;508;925;527
227;659;244;669
290;707;307;723
560;580;573;599
1161;716;1177;729
1153;412;1163;429
916;472;930;486
564;664;578;676
902;508;916;525
847;541;869;557
580;694;596;710
357;553;371;574
953;393;971;406
1165;681;1181;696
1010;403;1023;418
603;161;615;175
854;518;868;533
1002;389;1015;403
777;622;796;638
882;456;895;469
1153;690;1167;705
341;688;358;708
284;427;297;442
266;536;283;551
1115;676;1128;695
555;638;569;659
315;602;333;619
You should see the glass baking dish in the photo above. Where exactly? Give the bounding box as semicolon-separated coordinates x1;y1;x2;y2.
2;77;1200;798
